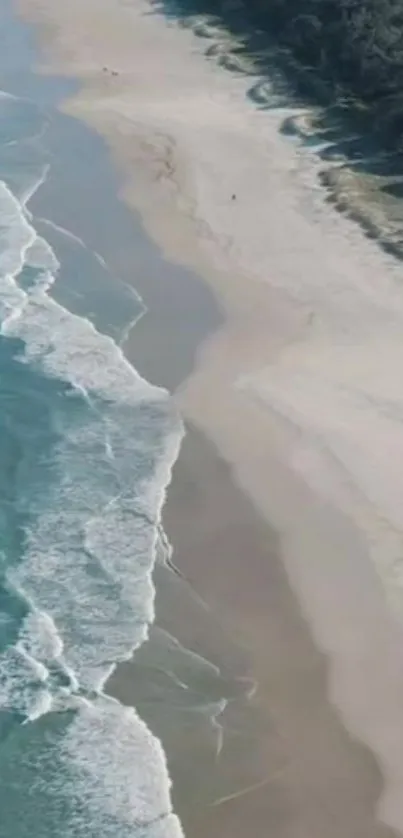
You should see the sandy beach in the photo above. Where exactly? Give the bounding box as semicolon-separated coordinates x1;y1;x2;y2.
14;0;403;835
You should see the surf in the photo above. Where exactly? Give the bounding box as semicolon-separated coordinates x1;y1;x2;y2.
0;83;184;838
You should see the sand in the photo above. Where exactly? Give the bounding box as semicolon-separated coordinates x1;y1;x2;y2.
14;0;403;835
110;424;399;838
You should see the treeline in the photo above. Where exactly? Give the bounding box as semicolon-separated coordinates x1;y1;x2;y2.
167;0;403;151
240;0;403;147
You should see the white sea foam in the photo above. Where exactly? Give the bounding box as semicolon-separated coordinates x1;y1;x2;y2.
0;83;47;149
0;91;17;101
18;609;64;664
25;233;60;273
150;626;221;679
0;644;51;718
21;163;50;208
0;181;36;277
60;696;183;837
0;142;183;836
37;215;121;278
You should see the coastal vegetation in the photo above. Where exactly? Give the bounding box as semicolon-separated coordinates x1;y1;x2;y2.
167;0;403;153
243;0;403;149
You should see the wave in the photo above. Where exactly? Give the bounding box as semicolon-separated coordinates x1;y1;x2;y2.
0;90;184;837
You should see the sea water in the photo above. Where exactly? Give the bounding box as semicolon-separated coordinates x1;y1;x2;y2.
0;18;184;838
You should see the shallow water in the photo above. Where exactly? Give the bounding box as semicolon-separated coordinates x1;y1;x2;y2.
7;0;403;833
0;4;191;836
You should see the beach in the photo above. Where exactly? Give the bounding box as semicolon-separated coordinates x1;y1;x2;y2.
12;0;403;836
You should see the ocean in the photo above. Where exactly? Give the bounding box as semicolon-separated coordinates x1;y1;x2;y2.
0;3;185;836
6;0;403;832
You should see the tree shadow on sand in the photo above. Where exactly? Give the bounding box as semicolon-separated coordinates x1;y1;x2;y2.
145;0;403;260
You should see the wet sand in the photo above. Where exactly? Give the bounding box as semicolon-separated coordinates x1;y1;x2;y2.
109;424;399;838
14;0;403;836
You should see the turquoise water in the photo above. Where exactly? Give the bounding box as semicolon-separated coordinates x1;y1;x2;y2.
0;6;185;837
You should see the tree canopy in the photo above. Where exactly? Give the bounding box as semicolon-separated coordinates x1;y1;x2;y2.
240;0;403;147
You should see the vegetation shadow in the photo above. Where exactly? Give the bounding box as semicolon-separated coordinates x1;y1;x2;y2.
146;0;403;258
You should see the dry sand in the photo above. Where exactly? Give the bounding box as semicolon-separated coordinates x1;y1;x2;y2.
15;0;403;834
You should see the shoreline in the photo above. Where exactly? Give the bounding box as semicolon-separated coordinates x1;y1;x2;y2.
13;0;403;836
110;421;400;838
